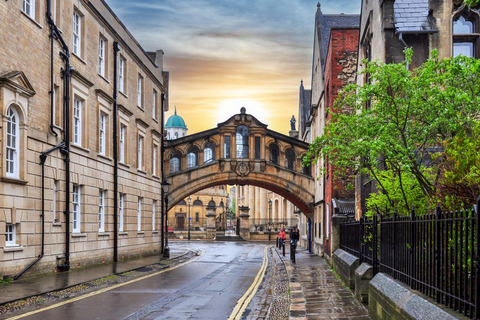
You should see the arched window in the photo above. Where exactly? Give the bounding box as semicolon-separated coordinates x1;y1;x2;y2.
174;132;178;139
303;162;311;176
170;152;181;173
286;149;296;171
187;146;198;169
204;142;215;163
453;14;478;58
167;132;171;140
269;144;279;164
193;199;203;206
236;125;249;158
6;106;19;178
178;200;187;206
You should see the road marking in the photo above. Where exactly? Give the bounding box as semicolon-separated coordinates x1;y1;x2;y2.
228;245;270;320
5;250;205;320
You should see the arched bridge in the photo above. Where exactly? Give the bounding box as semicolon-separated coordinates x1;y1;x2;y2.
164;108;314;213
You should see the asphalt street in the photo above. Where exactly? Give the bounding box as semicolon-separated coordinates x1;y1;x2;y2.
7;242;268;320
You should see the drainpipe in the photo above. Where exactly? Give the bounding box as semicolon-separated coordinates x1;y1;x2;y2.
48;0;58;137
13;143;64;279
113;42;120;262
160;93;166;254
398;33;410;70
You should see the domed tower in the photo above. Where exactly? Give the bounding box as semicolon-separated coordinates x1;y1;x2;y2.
165;106;188;140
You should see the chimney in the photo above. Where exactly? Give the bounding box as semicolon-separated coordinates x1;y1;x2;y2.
155;49;164;70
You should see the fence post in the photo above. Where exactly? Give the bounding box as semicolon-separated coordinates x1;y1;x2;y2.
410;207;416;290
475;196;479;319
435;205;442;304
373;213;379;275
360;215;364;264
393;211;397;280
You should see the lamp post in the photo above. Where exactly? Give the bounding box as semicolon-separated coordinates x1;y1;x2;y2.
162;179;171;258
268;199;272;241
187;196;191;241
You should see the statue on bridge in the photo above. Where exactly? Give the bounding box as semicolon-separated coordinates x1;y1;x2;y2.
290;115;296;131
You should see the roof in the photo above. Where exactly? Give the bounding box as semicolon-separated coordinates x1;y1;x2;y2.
394;0;437;33
315;4;360;71
332;199;355;216
165;107;187;129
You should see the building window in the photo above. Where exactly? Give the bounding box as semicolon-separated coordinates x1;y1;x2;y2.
204;142;215;163
286;149;296;171
254;137;261;159
153;144;158;176
137;197;142;231
152;90;158;120
453;14;478;58
73;98;82;145
53;180;59;223
120;125;126;163
174;132;178;139
5;224;16;246
236;125;249;158
224;136;231;159
195;212;199;222
137;135;144;170
325;203;330;239
187;146;198;169
99;37;106;77
73;11;82;56
99;113;106;155
269;144;279;164
119;56;126;93
73;184;81;233
22;0;35;19
170;152;181;173
303;162;311;176
119;193;125;232
99;190;105;232
6;106;19;178
152;200;156;231
137;75;143;108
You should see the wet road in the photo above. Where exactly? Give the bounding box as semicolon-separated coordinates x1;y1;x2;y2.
11;242;268;320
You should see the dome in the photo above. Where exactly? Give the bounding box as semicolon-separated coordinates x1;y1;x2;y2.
165;107;187;129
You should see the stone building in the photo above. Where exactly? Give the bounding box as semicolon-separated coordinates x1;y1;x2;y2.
0;0;168;278
355;0;480;216
296;4;360;256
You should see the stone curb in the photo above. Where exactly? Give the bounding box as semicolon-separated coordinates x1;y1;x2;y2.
275;247;307;320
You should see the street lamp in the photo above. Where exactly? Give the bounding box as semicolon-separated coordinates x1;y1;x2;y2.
187;196;192;241
268;199;272;241
162;179;171;258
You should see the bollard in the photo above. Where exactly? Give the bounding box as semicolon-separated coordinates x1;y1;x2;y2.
276;237;279;248
282;242;285;256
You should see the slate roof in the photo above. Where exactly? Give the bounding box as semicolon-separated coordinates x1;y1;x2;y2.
394;0;437;33
332;199;356;216
316;11;360;70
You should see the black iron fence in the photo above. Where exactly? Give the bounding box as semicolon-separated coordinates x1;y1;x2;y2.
340;198;480;319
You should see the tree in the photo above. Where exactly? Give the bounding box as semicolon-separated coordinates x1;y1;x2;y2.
305;49;480;215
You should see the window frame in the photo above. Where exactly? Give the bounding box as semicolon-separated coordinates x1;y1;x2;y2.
73;10;82;57
137;74;144;109
170;152;181;173
5;223;16;247
53;180;59;223
236;125;249;158
137;197;142;231
152;89;158;120
120;125;126;163
22;0;35;19
137;134;144;170
152;200;156;231
153;144;158;176
269;144;280;164
119;193;125;232
187;146;198;169
119;56;126;93
99;37;106;77
73;184;81;233
6;106;20;178
99;113;107;155
99;190;105;232
73;97;83;146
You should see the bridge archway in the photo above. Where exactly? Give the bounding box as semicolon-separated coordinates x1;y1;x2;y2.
164;108;314;213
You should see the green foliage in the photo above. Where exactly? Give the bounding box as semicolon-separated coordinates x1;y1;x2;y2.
230;199;236;216
464;0;479;7
305;49;480;214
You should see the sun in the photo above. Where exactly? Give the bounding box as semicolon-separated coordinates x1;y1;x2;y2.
216;99;269;124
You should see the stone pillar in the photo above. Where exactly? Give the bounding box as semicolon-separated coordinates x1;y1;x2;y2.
260;188;267;222
255;187;260;221
206;202;217;239
249;186;255;222
331;214;348;254
239;205;250;240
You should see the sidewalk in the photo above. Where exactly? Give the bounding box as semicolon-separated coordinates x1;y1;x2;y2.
278;246;371;320
0;247;187;306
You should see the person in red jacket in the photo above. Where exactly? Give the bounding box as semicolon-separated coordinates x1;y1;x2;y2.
278;228;286;247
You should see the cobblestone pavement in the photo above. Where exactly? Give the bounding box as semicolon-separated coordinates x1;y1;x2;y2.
284;247;371;320
245;246;289;320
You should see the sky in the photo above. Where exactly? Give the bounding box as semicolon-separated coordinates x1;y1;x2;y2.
106;0;361;135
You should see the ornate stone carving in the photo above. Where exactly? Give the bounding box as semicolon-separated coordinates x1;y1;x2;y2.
235;161;250;177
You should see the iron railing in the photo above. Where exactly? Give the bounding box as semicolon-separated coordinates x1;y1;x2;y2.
339;197;480;319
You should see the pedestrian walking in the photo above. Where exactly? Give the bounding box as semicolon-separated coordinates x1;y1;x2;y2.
278;228;286;247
